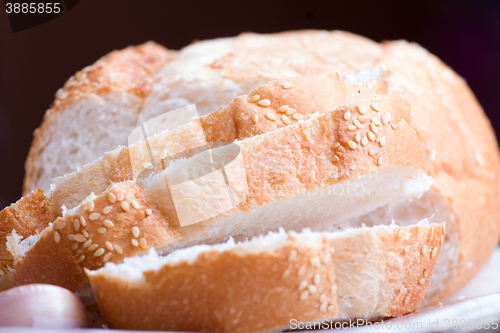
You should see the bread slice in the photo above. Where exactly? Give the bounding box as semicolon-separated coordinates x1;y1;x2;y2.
87;222;446;332
23;42;176;194
9;181;179;291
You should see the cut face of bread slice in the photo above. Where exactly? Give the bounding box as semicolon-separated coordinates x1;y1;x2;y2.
87;223;446;332
8;181;179;291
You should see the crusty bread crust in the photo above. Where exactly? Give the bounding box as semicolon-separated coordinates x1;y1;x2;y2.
87;223;445;332
10;181;179;291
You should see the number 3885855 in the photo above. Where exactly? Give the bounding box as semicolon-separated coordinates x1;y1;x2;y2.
5;3;61;14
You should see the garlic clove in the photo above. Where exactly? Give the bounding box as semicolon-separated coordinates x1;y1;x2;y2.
0;284;87;328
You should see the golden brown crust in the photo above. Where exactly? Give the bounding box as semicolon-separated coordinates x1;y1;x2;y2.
11;181;179;291
0;189;54;275
23;42;176;195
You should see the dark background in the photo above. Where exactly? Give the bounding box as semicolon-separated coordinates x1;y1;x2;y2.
1;0;499;209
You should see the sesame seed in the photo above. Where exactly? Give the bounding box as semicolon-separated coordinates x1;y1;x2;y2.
300;290;309;301
347;125;357;131
361;136;368;146
73;219;80;231
320;294;328;303
423;269;428;277
344;110;351;120
131;227;140;238
314;274;321;286
371;102;380;111
108;193;116;203
142;162;153;169
94;248;105;257
77;255;85;264
160;149;168;160
285;109;296;116
116;213;125;221
405;233;412;240
68;234;75;241
131;239;139;247
431;247;438;258
258;99;271;107
404;245;411;253
392;123;398;130
368;150;377;157
370;123;379;133
79;216;86;227
83;240;92;248
55;221;66;230
382;113;391;125
145;209;152;216
103;253;112;263
282;82;293;89
404;295;410;305
288;250;298;262
102;206;113;215
355;132;361;143
292;113;303;120
278;105;289;112
357;105;367;114
114;245;123;254
263;112;276;122
71;243;79;250
377;156;384;165
281;115;292;125
74;234;87;242
310;257;321;267
441;236;444;246
371;117;382;126
308;285;318;294
421;245;429;257
330;247;335;254
320;302;328;312
354;119;362;129
103;220;114;228
89;213;100;220
379;137;387;147
121;201;130;212
105;241;114;251
333;142;341;149
132;200;141;209
54;231;61;243
332;154;339;162
347;141;357;149
328;305;336;313
97;227;106;234
298;265;306;276
88;244;98;251
116;192;124;202
87;200;95;212
368;131;376;141
140;238;147;249
400;286;407;295
82;230;89;238
249;95;260;102
418;278;426;285
251;114;258;124
358;115;369;123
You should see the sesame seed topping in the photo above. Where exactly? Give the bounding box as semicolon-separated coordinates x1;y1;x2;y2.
368;150;377;157
83;240;92;248
379;137;387;147
131;239;139;247
278;105;289;112
108;193;116;203
94;248;105;257
405;233;412;240
89;213;100;221
298;265;306;276
330;247;335;254
370;123;379;133
105;241;114;251
121;201;130;212
285;108;296;116
314;274;321;286
116;192;124;202
358;115;369;123
68;234;75;241
97;227;107;234
88;244;98;251
400;286;407;295
74;234;87;242
300;290;309;301
251;114;258;124
71;243;79;250
347;141;357;149
392;123;398;130
140;238;147;249
160;149;168;160
423;269;428;277
441;236;444;246
404;295;410;305
282;82;293;89
114;245;123;254
103;253;112;263
131;227;140;238
431;247;438;258
79;216;86;227
371;117;382;126
347;125;357;131
288;250;298;262
281;115;292;125
77;255;85;264
361;136;368;146
382;112;391;125
404;245;411;253
82;230;89;238
320;302;328;312
116;213;125;221
333;142;341;149
310;257;321;267
368;131;376;141
73;219;80;231
344;110;351;120
142;162;153;170
102;206;113;215
421;245;429;257
258;99;271;107
132;200;141;209
355;132;361;143
320;294;328;303
86;200;95;212
354;119;362;129
371;102;380;111
357;105;367;114
333;154;340;162
265;113;276;121
292;113;303;120
103;220;114;228
328;305;336;313
55;221;66;230
145;209;152;216
308;285;318;294
377;156;384;165
249;95;260;102
418;278;426;285
54;231;61;243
